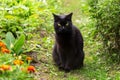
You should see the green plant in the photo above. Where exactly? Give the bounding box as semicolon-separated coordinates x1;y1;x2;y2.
89;0;120;62
3;32;25;55
0;53;34;80
0;0;62;39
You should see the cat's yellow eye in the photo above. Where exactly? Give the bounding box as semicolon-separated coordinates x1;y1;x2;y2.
57;23;61;27
66;22;69;26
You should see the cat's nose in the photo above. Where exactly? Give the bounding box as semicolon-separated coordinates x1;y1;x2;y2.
62;26;65;29
60;26;65;31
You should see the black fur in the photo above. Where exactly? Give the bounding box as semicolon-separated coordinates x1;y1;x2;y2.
52;13;84;72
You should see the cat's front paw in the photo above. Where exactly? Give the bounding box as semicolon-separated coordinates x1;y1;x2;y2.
64;67;71;72
59;65;65;71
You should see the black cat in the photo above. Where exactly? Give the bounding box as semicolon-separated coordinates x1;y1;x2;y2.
52;13;84;72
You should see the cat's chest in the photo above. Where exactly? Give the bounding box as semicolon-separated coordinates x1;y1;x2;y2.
57;45;76;56
55;34;77;53
56;40;76;53
57;38;75;47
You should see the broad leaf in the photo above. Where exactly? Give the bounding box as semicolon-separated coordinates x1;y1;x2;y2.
13;34;25;55
4;32;15;50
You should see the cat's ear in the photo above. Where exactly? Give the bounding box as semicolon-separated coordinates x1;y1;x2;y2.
52;13;59;22
66;12;73;21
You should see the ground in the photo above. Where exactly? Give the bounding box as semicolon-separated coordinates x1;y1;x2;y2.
26;0;120;80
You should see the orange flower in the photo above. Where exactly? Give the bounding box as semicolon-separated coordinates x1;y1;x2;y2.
0;41;6;48
1;47;10;53
27;66;36;73
13;60;24;65
0;65;11;71
26;56;32;61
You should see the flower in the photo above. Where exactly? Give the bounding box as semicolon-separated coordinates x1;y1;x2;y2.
0;41;10;53
0;65;11;71
0;41;6;48
13;60;24;65
27;66;36;73
26;56;32;61
1;47;10;53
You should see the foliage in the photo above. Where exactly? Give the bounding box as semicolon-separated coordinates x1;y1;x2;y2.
0;0;62;79
0;0;120;80
0;42;35;80
3;32;25;55
0;0;62;38
89;0;120;62
0;54;35;80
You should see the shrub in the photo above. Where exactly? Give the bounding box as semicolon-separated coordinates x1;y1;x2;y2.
0;0;61;38
89;0;120;62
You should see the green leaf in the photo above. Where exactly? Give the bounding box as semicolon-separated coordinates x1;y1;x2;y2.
4;32;15;50
13;34;25;55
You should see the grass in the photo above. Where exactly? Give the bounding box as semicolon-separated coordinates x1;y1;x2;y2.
1;0;120;80
31;0;120;80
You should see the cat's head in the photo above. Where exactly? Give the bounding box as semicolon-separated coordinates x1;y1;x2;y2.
53;13;73;35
